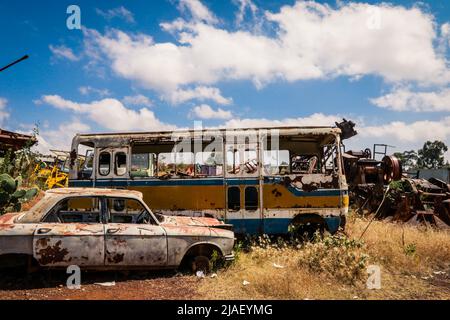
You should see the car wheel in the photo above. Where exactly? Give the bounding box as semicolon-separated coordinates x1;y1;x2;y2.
191;255;211;274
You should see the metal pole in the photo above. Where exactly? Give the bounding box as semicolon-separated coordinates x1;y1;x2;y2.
0;55;29;72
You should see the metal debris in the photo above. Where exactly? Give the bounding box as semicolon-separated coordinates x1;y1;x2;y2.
94;281;116;287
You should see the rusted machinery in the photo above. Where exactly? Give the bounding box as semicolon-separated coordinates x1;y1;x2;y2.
343;148;402;213
343;145;450;228
381;178;450;228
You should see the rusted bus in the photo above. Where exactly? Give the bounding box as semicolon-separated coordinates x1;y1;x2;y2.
69;126;349;235
0;188;234;271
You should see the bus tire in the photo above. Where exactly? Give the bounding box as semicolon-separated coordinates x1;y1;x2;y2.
290;214;325;241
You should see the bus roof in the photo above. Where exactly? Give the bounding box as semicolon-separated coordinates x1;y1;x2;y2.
73;126;341;143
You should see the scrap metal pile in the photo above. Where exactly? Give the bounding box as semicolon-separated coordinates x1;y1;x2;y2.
337;120;450;228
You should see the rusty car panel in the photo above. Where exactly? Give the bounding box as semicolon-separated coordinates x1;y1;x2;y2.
33;223;104;267
105;224;167;266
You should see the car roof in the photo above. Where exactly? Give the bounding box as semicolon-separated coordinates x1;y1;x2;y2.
45;188;143;198
18;188;144;223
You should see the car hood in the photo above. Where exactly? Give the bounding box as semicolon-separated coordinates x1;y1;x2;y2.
0;212;23;224
161;216;225;227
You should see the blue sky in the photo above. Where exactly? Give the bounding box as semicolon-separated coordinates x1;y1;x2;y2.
0;0;449;156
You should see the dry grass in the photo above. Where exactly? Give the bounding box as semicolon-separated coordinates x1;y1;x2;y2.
197;214;450;300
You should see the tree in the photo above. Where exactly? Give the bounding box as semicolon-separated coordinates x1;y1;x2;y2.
393;150;418;171
417;140;448;169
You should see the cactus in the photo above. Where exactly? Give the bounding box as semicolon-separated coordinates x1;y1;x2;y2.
0;173;38;215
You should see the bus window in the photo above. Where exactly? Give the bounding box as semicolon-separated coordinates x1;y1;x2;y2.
158;152;194;177
226;147;240;174
80;150;94;179
115;152;127;176
99;152;111;176
195;152;223;176
131;153;155;177
242;149;258;174
263;150;290;175
245;187;258;211
227;187;240;211
291;155;319;174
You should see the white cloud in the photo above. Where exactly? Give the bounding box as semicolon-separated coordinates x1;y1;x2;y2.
78;86;111;97
178;0;218;24
96;6;135;24
190;104;232;120
234;0;258;25
36;119;91;155
49;45;79;61
168;86;232;105
84;1;450;97
122;94;153;107
39;95;176;132
224;113;341;128
441;23;450;47
371;88;450;112
347;117;450;161
0;98;10;125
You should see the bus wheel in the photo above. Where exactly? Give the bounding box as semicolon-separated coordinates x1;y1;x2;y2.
290;215;325;241
191;256;211;274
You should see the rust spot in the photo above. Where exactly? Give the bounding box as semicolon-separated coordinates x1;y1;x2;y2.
107;253;124;263
37;240;69;265
272;189;282;197
36;237;49;247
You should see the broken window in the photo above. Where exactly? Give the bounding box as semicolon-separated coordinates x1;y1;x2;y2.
291;155;320;174
263;150;290;175
157;152;194;176
227;187;240;211
106;197;155;224
226;147;240;174
245;187;258;211
195;151;223;176
115;152;127;176
43;197;101;223
131;153;155;178
322;144;339;174
98;152;111;176
242;149;258;174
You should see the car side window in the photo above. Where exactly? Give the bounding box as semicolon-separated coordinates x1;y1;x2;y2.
106;198;156;225
43;197;101;223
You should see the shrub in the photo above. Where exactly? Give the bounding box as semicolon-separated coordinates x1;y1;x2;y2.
0;173;38;214
298;235;369;285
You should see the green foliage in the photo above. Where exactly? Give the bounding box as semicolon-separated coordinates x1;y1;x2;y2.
298;235;369;285
0;173;38;215
0;149;14;176
393;150;418;171
404;243;417;257
417;140;448;169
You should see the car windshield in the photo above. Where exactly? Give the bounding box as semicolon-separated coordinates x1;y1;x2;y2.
16;194;61;223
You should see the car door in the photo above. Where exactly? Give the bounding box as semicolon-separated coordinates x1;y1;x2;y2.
104;197;167;267
33;196;105;267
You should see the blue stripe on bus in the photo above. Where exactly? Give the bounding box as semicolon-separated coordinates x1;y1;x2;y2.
226;216;341;235
69;179;343;196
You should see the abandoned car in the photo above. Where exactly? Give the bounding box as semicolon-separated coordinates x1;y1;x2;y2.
0;188;235;272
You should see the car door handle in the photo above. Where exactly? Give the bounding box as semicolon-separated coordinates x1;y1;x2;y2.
107;228;120;234
37;228;51;234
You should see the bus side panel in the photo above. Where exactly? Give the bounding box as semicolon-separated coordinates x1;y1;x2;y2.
262;175;346;234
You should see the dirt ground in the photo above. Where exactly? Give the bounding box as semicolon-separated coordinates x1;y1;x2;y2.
0;270;202;300
0;217;448;300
